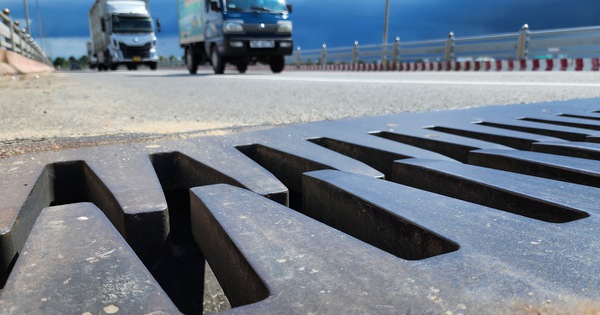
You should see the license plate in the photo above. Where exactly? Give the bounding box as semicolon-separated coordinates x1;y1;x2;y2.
133;56;142;62
250;40;275;49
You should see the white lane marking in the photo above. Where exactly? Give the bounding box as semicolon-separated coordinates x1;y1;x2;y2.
214;74;600;87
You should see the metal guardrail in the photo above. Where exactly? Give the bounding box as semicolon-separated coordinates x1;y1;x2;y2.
0;8;51;65
291;24;600;65
158;59;185;68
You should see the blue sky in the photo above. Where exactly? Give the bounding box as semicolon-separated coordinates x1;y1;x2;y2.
2;0;599;59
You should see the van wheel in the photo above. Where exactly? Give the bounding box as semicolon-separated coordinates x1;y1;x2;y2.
237;62;248;74
269;55;285;73
211;46;225;74
185;47;198;74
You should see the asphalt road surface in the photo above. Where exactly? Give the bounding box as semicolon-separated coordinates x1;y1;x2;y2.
2;68;600;146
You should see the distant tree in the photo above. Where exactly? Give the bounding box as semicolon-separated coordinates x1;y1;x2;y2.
53;56;91;69
78;55;89;67
159;55;167;61
168;55;176;61
53;57;71;69
53;57;65;68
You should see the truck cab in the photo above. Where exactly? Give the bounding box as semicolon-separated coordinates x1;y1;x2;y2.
181;0;293;74
90;0;159;71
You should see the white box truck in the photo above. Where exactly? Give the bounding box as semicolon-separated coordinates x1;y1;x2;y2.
178;0;293;74
89;0;159;71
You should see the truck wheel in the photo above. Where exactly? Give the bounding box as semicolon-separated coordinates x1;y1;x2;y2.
149;62;157;71
269;55;285;73
185;47;198;74
211;46;225;74
236;62;248;74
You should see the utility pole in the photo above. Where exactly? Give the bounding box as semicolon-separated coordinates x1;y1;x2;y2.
23;0;31;34
36;0;44;51
382;0;390;63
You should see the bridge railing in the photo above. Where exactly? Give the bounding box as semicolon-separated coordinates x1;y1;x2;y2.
1;8;51;65
290;24;600;65
527;26;600;59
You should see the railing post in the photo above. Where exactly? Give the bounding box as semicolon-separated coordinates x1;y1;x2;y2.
295;46;301;67
1;9;11;51
25;32;30;58
445;31;455;62
320;43;327;67
20;29;27;56
24;33;30;58
392;37;400;64
352;41;359;65
17;27;24;55
13;22;19;52
6;13;16;52
31;38;36;59
518;24;530;60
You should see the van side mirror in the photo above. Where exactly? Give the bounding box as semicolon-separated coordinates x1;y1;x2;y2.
101;18;106;32
286;4;293;13
156;18;162;33
210;0;219;11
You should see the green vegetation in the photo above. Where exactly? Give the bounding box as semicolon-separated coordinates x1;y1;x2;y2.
53;56;89;69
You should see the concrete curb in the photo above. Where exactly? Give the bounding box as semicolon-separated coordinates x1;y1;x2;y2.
0;48;53;75
0;49;18;75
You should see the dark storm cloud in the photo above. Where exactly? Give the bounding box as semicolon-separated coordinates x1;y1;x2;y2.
3;0;174;38
5;0;599;50
291;0;600;48
416;0;600;36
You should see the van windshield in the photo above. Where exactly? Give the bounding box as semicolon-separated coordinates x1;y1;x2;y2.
225;0;287;13
112;16;153;34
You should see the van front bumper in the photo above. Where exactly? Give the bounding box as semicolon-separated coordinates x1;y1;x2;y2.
222;37;294;57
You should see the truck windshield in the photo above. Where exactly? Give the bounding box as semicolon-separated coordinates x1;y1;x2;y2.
112;16;153;33
226;0;287;13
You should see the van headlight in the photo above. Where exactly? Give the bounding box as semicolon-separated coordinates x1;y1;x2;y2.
277;21;292;33
224;20;244;33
